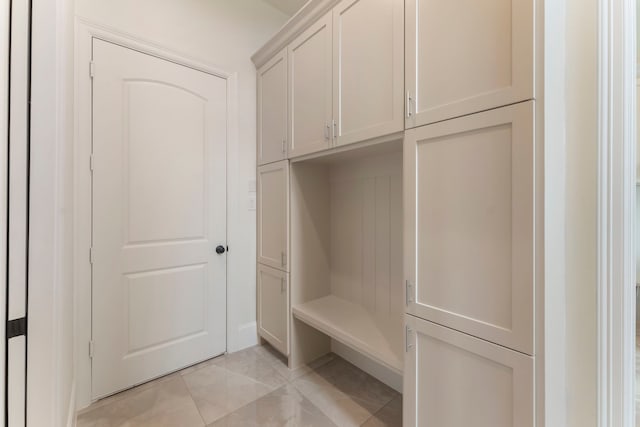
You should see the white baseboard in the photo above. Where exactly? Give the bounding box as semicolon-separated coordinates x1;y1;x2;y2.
228;321;258;353
330;340;402;393
66;382;76;427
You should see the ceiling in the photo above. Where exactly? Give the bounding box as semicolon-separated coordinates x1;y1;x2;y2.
263;0;308;16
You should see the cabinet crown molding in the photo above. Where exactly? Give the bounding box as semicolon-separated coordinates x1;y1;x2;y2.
251;0;340;68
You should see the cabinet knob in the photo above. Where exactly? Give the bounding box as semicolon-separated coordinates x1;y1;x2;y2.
215;245;226;254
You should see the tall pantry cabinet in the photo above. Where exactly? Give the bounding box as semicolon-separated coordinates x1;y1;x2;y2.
253;0;541;425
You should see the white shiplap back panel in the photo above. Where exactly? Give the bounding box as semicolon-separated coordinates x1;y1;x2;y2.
329;152;403;326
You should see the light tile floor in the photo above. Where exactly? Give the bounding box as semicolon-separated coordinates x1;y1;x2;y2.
77;344;402;427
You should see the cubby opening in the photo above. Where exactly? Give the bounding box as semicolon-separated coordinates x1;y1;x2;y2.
289;139;404;382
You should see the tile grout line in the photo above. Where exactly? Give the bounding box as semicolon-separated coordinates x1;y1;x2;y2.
176;374;208;427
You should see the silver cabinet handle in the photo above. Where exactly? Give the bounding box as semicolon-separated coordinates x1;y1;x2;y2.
406;91;413;118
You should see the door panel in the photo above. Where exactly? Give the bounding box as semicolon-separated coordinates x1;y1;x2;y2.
404;315;534;427
258;49;288;165
333;0;404;146
405;0;534;128
257;161;289;271
288;12;333;157
92;39;227;399
405;102;534;355
257;264;289;356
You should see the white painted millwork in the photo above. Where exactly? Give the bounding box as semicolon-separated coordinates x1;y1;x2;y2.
332;0;404;146
257;264;289;355
405;0;535;128
91;39;227;399
0;1;9;421
6;1;30;424
293;295;402;373
255;0;542;420
288;12;333;157
8;336;26;427
257;160;289;271
289;149;404;386
405;101;535;355
404;315;534;427
8;0;30;323
257;49;288;165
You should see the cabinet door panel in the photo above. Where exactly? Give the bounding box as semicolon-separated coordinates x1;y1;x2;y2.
258;49;287;165
258;264;289;356
404;102;534;355
258;161;289;271
333;0;404;146
405;0;534;128
289;12;333;157
404;315;534;427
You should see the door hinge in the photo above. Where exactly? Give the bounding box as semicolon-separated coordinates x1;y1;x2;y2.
89;61;96;78
89;247;94;264
7;317;27;339
406;91;413;119
332;119;337;144
405;325;414;352
405;280;414;306
89;341;94;359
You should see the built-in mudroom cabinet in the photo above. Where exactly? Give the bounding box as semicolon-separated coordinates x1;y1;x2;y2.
253;0;541;424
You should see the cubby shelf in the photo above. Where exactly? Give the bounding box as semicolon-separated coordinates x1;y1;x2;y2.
292;295;403;375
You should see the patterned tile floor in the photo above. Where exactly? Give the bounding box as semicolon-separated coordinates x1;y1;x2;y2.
77;344;402;426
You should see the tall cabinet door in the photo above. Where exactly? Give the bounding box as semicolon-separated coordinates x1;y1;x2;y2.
257;160;289;271
258;264;289;356
405;0;534;128
404;102;534;355
288;12;333;157
404;315;534;427
258;49;288;165
332;0;404;146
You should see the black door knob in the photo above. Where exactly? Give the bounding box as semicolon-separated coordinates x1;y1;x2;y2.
216;245;226;254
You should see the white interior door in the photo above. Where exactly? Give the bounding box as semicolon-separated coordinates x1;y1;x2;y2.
91;39;228;399
6;0;30;425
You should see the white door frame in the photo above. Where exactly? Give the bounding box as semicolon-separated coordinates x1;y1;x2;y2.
596;0;636;425
73;20;238;409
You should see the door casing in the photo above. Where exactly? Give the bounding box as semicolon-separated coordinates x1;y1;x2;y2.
73;21;237;409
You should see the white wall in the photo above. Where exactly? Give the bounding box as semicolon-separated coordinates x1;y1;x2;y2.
28;0;76;425
74;0;289;355
563;0;599;425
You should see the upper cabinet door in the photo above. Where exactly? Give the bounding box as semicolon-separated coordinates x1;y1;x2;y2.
332;0;404;146
288;12;333;158
405;0;534;128
404;102;534;355
258;49;288;165
258;160;289;272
